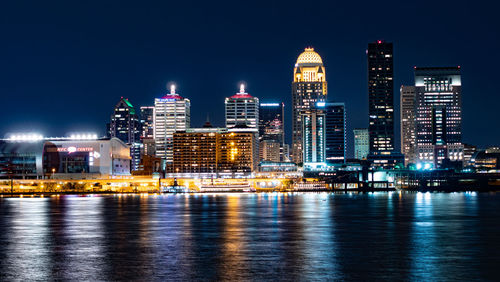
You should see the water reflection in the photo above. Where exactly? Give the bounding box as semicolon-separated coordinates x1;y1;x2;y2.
0;192;498;280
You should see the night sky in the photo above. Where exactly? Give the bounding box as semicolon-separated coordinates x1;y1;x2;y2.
1;0;499;157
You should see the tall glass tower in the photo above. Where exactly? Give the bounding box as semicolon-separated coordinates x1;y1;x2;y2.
109;97;141;170
292;47;327;164
367;41;394;154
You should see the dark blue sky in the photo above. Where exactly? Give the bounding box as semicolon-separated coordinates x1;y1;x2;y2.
1;0;499;157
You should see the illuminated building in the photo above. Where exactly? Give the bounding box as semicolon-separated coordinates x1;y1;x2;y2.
353;128;369;160
259;102;287;161
170;127;258;176
154;85;190;164
259;139;281;162
463;143;477;167
292;47;327;164
414;67;463;167
139;106;155;167
302;109;325;164
0;137;130;179
225;84;259;129
172;128;220;175
323;102;346;164
400;85;416;165
140;106;154;139
108;97;141;170
471;147;500;172
367;41;394;153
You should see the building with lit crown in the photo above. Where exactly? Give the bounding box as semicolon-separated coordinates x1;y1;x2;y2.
292;47;327;164
414;67;463;167
225;84;259;129
154;85;190;165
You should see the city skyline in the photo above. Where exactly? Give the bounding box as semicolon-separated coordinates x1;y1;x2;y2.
1;1;499;158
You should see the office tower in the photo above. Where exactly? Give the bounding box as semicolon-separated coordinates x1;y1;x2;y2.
354;128;369;160
109;97;141;170
140;106;154;139
414;67;463;167
302;109;325;164
400;86;416;165
259;102;286;161
225;84;259;129
463;143;477;167
140;106;155;157
154;85;190;164
367;40;394;153
323;102;346;164
292;47;327;164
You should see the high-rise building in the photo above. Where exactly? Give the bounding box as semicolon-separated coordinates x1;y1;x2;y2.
108;97;141;170
140;106;155;158
400;86;416;165
302;109;325;164
354;128;369;160
323;102;346;164
225;84;259;129
292;47;327;164
259;139;281;163
154;85;190;164
414;67;463;167
140;106;154;139
367;41;394;154
259;102;286;161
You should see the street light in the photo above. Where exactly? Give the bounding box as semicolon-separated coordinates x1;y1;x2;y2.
52;168;55;179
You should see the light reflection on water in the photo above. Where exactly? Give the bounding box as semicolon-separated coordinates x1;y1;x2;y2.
0;192;498;281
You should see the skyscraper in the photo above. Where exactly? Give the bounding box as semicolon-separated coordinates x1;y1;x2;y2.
140;106;155;158
225;84;259;129
414;67;463;167
323;102;346;164
367;41;394;154
302;109;325;164
354;128;369;160
292;47;327;164
154;85;190;164
400;86;416;165
108;97;141;170
259;102;286;161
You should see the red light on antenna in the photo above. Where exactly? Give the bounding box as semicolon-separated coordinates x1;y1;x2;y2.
377;40;382;44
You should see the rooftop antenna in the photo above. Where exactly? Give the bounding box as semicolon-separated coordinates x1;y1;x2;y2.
240;83;245;94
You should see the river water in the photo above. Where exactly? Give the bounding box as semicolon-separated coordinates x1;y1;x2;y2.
0;192;498;281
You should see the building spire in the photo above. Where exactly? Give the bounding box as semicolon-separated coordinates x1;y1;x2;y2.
170;84;176;95
240;83;245;94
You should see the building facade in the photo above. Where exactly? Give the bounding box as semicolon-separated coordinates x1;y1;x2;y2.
400;85;416;165
353;128;369;160
171;128;258;176
323;102;346;164
225;84;259;129
154;85;190;164
0;137;130;179
367;41;394;154
292;47;327;164
259;102;286;161
414;67;463;167
302;109;325;164
108;97;141;170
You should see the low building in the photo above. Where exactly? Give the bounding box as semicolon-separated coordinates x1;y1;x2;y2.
170;126;258;177
471;147;500;172
0;137;130;179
